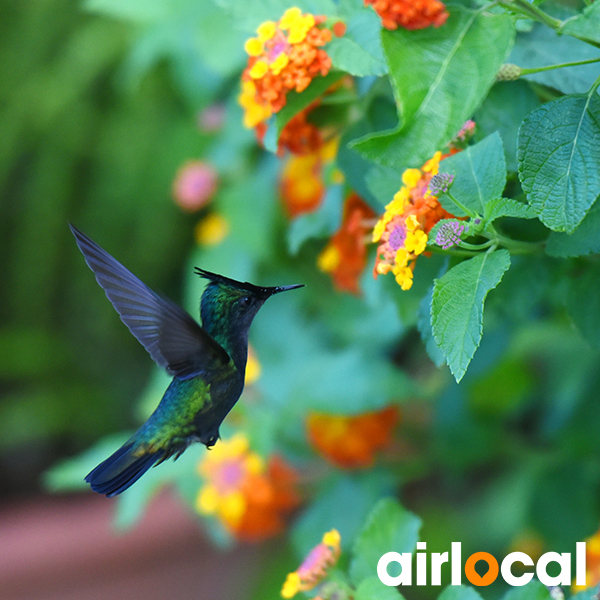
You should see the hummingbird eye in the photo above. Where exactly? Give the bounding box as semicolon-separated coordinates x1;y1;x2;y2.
239;296;251;307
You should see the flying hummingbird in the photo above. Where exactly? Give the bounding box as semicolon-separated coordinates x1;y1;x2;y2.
70;224;303;497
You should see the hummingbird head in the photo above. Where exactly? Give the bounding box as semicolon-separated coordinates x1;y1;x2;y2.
195;268;303;338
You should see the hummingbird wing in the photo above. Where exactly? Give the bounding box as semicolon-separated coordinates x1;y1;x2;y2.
70;224;230;379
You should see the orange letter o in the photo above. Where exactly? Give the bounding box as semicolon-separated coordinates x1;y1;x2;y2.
465;552;499;586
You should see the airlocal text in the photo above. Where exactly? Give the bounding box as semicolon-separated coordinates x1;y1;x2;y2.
377;542;586;587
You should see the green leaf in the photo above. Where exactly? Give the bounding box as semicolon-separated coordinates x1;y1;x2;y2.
546;201;600;257
567;264;600;350
484;197;538;222
417;285;446;367
502;579;552;600
560;2;600;45
518;92;600;233
328;8;387;77
432;250;511;382
474;80;541;172
354;577;405;600
263;71;345;152
352;8;514;169
510;23;600;95
437;132;507;218
350;498;421;586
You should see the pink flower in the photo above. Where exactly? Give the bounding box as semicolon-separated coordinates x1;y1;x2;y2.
172;160;218;212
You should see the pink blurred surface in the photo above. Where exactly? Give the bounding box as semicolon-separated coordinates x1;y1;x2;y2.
0;491;261;600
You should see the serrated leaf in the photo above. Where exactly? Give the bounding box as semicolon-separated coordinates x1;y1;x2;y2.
354;577;405;600
437;132;507;217
518;92;600;233
484;197;538;222
263;71;345;152
546;201;600;257
328;8;387;76
567;264;600;349
352;8;514;169
350;498;421;586
560;2;600;45
432;250;511;382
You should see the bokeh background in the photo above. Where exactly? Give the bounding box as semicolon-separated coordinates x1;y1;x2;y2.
2;1;600;600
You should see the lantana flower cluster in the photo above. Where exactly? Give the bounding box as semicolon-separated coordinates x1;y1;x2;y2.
196;433;300;541
239;8;334;129
281;529;341;598
365;0;449;31
372;150;460;290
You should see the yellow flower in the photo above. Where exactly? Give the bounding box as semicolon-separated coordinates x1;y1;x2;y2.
244;38;263;56
245;344;261;385
195;213;229;246
405;228;427;255
279;7;302;29
393;264;413;290
281;573;301;599
238;80;272;128
249;60;269;79
317;243;341;273
402;168;422;187
288;13;316;43
270;52;290;75
257;21;277;41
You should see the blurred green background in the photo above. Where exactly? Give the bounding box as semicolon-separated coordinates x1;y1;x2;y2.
0;0;215;495
2;4;600;600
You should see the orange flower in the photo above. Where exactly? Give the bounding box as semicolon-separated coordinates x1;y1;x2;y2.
280;137;339;218
318;193;375;295
240;8;335;128
365;0;449;31
196;434;300;542
281;529;341;598
307;406;400;468
372;149;460;290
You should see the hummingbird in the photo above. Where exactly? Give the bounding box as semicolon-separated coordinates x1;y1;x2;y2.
70;224;303;497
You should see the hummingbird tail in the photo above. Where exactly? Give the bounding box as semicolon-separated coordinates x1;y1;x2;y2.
85;442;164;497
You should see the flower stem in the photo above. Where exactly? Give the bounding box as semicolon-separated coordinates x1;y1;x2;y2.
520;57;600;76
458;240;494;251
443;190;477;219
499;0;562;29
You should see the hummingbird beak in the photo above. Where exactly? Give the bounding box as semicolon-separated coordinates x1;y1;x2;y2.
267;283;304;296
